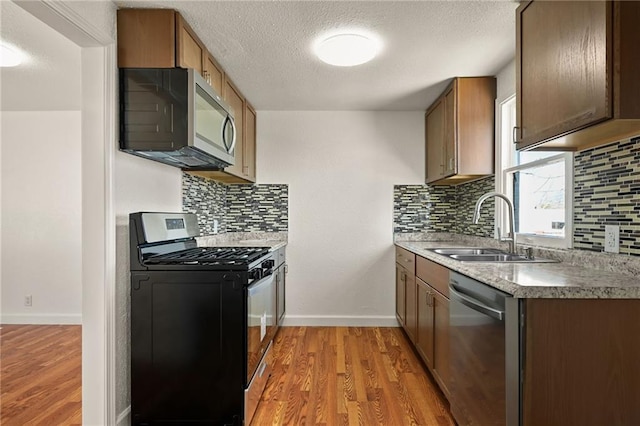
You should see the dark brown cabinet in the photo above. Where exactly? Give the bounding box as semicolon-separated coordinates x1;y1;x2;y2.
396;247;451;398
395;247;417;342
425;77;496;185
516;0;640;151
416;278;435;369
522;298;640;426
432;289;450;397
416;256;450;398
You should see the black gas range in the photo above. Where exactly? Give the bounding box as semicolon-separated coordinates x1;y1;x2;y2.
129;212;278;426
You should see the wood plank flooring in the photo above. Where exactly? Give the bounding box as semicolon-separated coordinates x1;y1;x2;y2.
0;325;82;426
252;326;455;426
0;325;453;426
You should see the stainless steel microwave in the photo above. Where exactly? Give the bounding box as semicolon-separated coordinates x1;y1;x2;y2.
119;68;236;170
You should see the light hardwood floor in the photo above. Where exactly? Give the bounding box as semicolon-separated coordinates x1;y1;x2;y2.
252;326;455;426
0;325;82;426
0;325;453;426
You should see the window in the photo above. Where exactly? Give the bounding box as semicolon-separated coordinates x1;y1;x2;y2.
496;96;573;248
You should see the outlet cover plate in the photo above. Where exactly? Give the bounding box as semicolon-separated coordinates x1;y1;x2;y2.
604;225;620;254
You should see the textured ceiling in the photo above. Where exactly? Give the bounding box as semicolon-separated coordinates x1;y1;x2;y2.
0;1;518;111
115;0;518;111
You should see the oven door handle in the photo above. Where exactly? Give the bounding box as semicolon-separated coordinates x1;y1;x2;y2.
449;283;505;321
248;273;275;296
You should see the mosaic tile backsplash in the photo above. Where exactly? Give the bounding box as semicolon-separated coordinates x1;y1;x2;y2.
183;173;227;235
397;136;640;256
226;184;288;232
394;176;495;237
574;136;640;256
182;173;288;236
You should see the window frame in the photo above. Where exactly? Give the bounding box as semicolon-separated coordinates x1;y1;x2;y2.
495;95;574;249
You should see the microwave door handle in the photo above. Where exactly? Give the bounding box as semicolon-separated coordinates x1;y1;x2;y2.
223;115;237;154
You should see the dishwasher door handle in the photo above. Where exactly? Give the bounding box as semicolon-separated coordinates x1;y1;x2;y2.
449;283;505;321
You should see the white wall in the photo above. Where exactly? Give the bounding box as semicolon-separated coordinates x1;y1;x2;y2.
496;59;515;104
1;111;82;323
258;111;424;325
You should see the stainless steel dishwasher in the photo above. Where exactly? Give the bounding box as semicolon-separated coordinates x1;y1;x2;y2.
449;272;521;426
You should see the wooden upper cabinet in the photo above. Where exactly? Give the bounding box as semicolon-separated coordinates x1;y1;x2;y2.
204;53;225;96
118;9;220;93
516;0;640;151
425;77;496;185
426;99;445;183
223;78;245;179
244;104;257;182
117;9;176;68
175;14;205;75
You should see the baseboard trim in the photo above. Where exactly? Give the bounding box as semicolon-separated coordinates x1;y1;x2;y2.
0;314;82;325
117;406;131;426
282;315;400;327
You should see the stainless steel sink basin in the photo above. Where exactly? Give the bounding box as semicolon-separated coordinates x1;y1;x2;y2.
428;248;558;263
433;248;505;255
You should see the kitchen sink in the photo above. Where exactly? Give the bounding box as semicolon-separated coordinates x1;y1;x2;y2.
433;248;505;255
428;248;558;263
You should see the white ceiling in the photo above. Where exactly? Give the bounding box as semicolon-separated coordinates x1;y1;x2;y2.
0;1;518;112
115;0;518;111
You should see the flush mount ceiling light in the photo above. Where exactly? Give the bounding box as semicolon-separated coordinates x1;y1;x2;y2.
314;33;381;67
0;42;23;67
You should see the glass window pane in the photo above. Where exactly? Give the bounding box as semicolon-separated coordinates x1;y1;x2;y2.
513;160;565;237
517;150;557;165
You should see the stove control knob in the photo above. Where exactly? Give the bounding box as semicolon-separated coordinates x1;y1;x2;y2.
262;259;275;269
249;268;263;281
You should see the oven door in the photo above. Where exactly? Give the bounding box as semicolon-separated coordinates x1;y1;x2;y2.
246;272;276;384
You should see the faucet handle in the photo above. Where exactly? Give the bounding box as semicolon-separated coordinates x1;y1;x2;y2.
525;247;534;260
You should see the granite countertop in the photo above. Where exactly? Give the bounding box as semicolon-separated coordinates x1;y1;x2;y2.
196;232;287;252
396;241;640;299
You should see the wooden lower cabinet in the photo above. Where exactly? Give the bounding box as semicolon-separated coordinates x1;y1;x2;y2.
401;251;451;398
432;290;450;397
395;265;406;326
395;263;417;342
416;278;435;369
523;298;640;426
404;272;418;343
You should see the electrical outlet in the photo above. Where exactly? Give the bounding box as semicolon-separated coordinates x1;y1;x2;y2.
24;295;32;307
604;225;620;254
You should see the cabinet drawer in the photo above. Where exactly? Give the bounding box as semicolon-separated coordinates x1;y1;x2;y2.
395;247;416;273
416;256;449;298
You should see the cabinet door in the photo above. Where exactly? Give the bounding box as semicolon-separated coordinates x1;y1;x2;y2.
516;0;611;148
223;78;245;177
204;53;224;96
433;290;450;397
117;9;176;68
405;272;418;343
426;100;445;183
244;103;257;182
416;278;435;369
176;14;205;74
395;265;406;326
443;85;456;176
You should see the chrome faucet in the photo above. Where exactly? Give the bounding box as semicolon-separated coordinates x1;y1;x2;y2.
473;191;517;254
